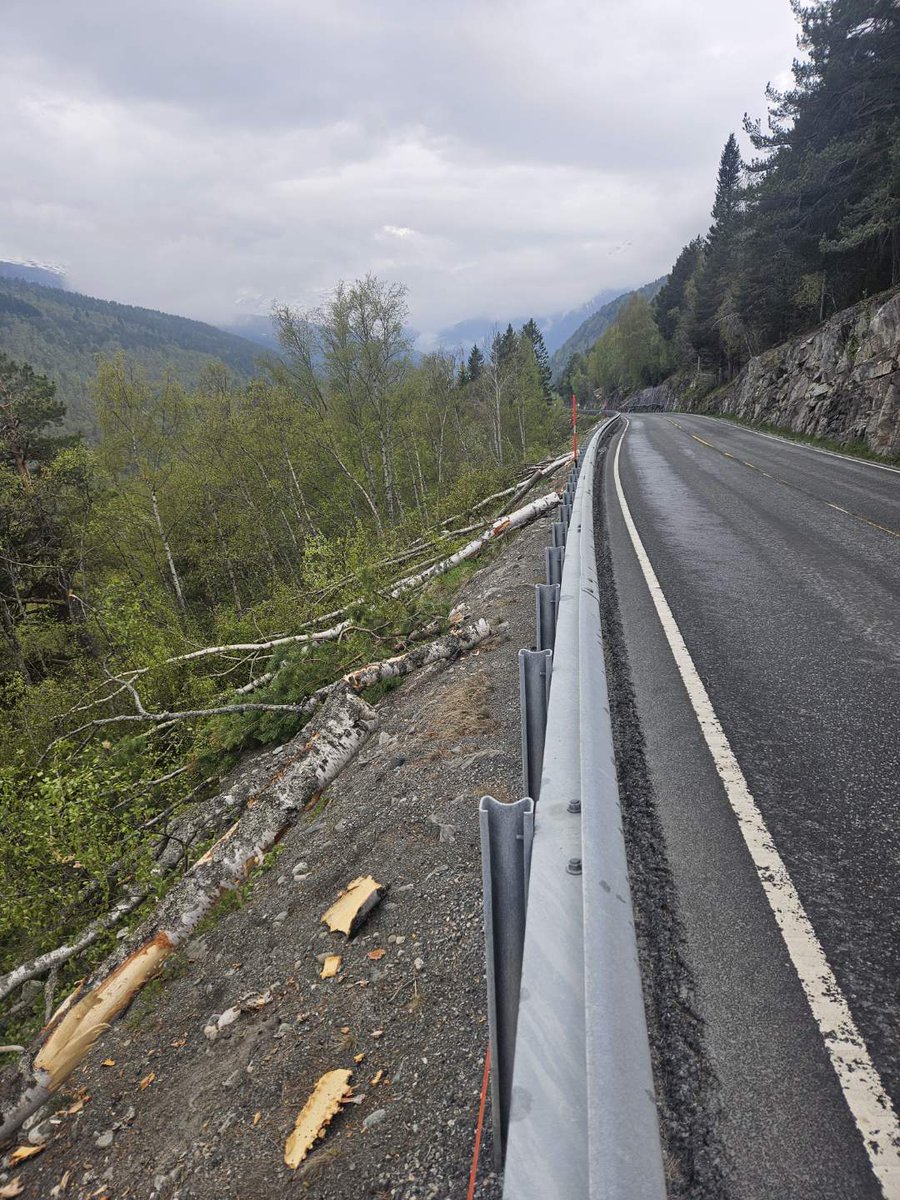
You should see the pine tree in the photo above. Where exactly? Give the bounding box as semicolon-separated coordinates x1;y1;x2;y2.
652;238;704;343
0;353;68;486
521;318;553;401
467;344;484;381
493;324;518;367
692;134;745;376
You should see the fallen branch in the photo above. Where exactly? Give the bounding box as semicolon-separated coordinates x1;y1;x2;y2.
0;886;150;1007
390;491;560;597
119;620;354;683
344;618;494;690
0;688;378;1146
494;453;572;518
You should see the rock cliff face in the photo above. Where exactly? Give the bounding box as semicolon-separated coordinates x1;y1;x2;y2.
696;289;900;459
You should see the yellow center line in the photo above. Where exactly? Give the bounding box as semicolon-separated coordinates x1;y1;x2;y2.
666;418;900;540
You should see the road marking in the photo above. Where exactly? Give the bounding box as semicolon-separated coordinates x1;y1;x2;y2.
670;418;900;539
613;418;900;1198
689;412;900;475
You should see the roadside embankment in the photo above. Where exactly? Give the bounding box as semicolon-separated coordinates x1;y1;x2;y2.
0;469;570;1200
692;288;900;459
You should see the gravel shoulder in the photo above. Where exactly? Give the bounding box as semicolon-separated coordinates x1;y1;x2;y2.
2;497;560;1200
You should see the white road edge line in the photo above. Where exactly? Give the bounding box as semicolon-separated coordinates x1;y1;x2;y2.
613;417;900;1198
689;411;900;475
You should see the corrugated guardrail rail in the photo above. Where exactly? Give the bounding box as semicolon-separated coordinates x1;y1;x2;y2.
480;417;666;1199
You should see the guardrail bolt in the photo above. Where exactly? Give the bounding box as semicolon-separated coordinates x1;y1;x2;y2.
567;799;581;814
567;857;583;875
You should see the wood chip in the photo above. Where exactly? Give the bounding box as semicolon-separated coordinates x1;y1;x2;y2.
252;1111;261;1126
0;1179;24;1197
9;1145;44;1165
320;955;342;979
321;877;384;937
283;1069;353;1168
370;1069;383;1085
101;1058;116;1067
353;1053;366;1063
367;948;386;961
138;1070;156;1090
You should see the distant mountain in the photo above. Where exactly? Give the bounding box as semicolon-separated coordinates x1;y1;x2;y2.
0;260;68;290
436;287;624;357
549;277;667;378
215;313;282;351
0;277;265;437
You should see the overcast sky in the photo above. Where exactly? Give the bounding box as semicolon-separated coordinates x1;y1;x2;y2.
1;0;799;338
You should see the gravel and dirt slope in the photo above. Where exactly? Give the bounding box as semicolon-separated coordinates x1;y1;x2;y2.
1;497;561;1200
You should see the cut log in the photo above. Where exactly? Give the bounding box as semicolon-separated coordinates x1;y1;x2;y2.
344;619;494;691
389;492;560;597
0;689;378;1147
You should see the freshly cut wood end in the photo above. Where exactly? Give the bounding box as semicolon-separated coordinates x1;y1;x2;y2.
284;1068;353;1168
321;876;385;937
320;955;342;979
34;933;173;1087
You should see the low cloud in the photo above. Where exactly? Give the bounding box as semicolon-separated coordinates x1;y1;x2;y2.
0;0;798;337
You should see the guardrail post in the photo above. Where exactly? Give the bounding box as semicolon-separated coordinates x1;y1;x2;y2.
551;520;566;548
479;794;535;1167
518;648;552;800
546;544;564;587
535;583;559;652
560;500;572;526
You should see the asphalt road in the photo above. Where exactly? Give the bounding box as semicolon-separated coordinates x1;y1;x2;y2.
601;413;900;1200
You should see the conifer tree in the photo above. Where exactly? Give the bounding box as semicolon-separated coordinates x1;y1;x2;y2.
467;344;484;382
0;353;68;486
521;318;553;401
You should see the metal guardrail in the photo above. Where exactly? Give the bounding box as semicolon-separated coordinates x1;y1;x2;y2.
480;418;666;1198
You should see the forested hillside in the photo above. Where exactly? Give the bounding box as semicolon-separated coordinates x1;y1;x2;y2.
0;274;567;1051
549;278;665;380
573;0;899;411
0;278;262;437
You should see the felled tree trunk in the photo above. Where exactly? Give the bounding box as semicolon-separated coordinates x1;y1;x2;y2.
390;491;560;597
344;618;494;691
0;689;378;1147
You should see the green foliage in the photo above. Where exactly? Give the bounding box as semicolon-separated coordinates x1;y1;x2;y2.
0;272;570;1020
0;276;259;438
549;279;667;381
652;0;900;386
585;296;671;401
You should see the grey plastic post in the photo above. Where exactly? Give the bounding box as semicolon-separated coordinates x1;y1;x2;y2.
518;648;552;800
551;520;566;548
546;544;564;586
479;794;535;1166
560;501;572;526
535;583;560;652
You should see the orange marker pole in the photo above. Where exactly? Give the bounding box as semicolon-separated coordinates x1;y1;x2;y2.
572;392;578;463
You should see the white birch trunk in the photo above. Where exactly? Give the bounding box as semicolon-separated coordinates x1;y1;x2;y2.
0;689;378;1146
389;492;560;597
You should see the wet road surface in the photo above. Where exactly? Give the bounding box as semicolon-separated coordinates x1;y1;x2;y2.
602;413;900;1199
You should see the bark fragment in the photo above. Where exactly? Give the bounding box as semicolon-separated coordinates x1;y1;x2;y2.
284;1068;353;1168
321;877;385;938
